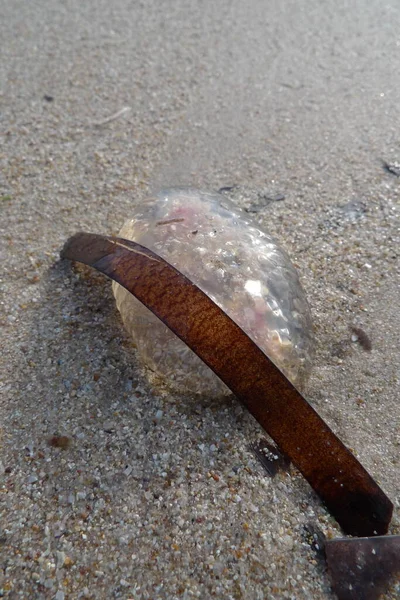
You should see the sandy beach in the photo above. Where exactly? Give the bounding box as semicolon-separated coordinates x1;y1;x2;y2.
1;0;399;598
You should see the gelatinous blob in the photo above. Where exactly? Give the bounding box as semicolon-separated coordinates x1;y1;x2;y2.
113;188;314;394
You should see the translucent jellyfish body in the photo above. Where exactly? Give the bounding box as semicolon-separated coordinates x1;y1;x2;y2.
112;189;314;395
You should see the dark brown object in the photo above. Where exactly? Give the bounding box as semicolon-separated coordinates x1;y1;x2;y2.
156;218;185;226
326;535;400;600
61;233;393;536
350;326;372;352
251;438;290;477
48;435;71;450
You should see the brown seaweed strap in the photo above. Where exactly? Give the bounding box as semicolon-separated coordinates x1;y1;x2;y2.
61;232;393;536
326;535;400;599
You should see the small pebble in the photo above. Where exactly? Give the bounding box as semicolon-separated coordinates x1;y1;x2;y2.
103;421;116;433
56;551;65;568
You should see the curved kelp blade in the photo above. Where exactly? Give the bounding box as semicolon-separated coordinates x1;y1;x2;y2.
61;232;393;537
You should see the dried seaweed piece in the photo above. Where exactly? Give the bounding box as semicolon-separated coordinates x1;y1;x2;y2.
251;438;290;477
326;535;400;600
61;232;393;537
